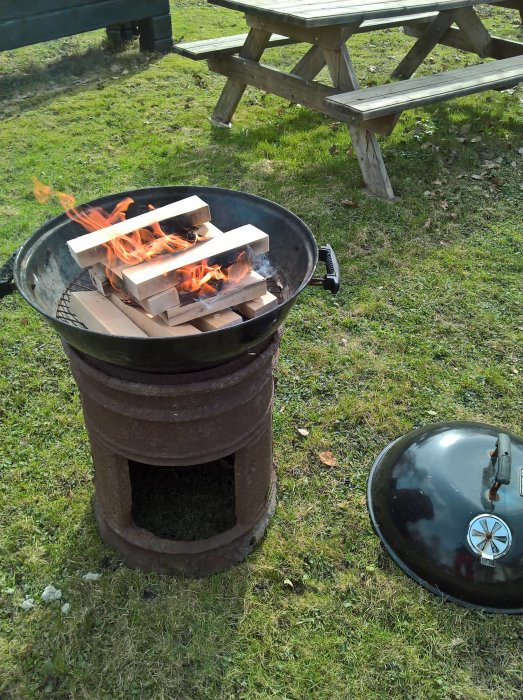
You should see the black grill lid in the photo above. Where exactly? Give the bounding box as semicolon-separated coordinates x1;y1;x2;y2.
367;422;523;613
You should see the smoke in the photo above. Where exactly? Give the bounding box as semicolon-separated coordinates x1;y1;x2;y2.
252;252;275;279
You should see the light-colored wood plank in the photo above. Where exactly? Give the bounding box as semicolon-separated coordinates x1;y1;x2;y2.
122;224;270;300
173;32;296;59
69;291;147;337
235;291;278;318
163;271;267;326
108;293;201;337
89;268;111;296
67;196;211;268
192;309;243;331
138;286;181;316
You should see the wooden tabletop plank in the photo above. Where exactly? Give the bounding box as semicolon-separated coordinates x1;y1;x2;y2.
209;0;506;26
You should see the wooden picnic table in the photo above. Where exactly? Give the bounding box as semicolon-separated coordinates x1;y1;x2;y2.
174;0;523;199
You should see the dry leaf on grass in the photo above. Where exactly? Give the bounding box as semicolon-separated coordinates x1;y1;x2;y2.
319;451;338;467
297;428;309;437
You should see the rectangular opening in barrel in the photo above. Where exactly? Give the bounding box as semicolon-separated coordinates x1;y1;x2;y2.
129;456;236;540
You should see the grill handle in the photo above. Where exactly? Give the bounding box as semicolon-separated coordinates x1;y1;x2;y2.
489;433;512;500
308;245;340;294
0;249;19;299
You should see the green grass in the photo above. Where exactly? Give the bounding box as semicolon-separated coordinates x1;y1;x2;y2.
1;3;523;698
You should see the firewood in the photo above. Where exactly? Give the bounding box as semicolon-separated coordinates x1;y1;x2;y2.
96;221;224;283
93;263;179;315
122;224;270;300
192;310;243;331
89;268;111;296
235;291;278;318
138;286;181;316
69;291;147;336
67;196;211;267
108;293;201;337
163;271;267;326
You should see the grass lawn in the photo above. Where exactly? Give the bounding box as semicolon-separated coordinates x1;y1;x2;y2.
1;2;523;698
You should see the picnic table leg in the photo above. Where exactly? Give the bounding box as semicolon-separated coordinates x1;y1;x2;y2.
210;28;271;127
392;12;455;78
322;44;395;200
291;45;326;80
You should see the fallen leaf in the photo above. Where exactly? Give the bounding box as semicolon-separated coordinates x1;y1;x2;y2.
470;136;481;143
20;318;28;326
319;451;338;467
341;199;359;208
297;428;309;437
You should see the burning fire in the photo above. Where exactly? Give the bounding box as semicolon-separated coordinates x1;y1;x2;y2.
33;178;252;296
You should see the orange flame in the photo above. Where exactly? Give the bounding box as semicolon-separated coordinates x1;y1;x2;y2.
33;179;253;298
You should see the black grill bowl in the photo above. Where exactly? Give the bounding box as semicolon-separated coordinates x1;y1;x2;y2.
14;186;319;372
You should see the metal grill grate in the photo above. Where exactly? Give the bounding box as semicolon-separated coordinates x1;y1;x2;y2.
56;269;95;328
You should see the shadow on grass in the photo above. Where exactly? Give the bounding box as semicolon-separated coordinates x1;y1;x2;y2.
0;41;160;120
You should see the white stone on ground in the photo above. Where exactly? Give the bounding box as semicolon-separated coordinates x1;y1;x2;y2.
41;585;62;602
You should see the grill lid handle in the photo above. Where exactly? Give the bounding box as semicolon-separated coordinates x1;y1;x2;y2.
489;433;512;500
308;245;340;294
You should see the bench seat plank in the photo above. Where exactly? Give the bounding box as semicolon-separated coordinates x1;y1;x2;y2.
325;55;523;119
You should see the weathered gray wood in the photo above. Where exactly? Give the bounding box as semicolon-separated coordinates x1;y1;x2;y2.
322;42;395;199
246;14;360;47
173;32;296;59
405;25;523;58
392;11;455;78
326;55;523;119
208;54;348;120
210;27;272;126
208;0;502;28
174;11;438;62
453;6;493;57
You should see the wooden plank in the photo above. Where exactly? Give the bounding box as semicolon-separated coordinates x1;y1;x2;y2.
163;271;267;326
392;11;455;79
173;32;296;59
453;6;493;57
235;291;278;318
89;268;111;296
108;293;201;337
98;221;223;280
210;26;272;127
122;224;270;300
207;0;493;28
325;55;523;119
192;310;243;331
322;42;395;199
138;286;180;316
404;25;523;59
69;291;147;337
67;196;211;268
173;13;437;61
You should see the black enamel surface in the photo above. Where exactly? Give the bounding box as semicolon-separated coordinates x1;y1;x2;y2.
367;422;523;613
14;186;319;372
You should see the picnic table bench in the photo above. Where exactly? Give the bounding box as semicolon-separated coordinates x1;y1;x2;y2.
174;0;523;200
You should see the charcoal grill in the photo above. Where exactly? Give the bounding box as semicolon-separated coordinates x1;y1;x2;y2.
2;186;339;576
